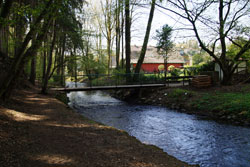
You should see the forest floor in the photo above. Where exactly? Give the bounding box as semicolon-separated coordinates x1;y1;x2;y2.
0;85;196;167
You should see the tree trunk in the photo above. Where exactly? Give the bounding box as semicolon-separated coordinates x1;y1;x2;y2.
56;40;62;76
28;1;37;86
41;20;56;94
42;41;47;79
0;14;52;100
125;0;131;76
0;26;8;58
107;38;111;75
115;0;121;69
219;60;236;85
121;8;124;69
98;32;102;62
221;69;234;85
134;0;156;78
60;34;66;86
74;47;77;86
29;56;36;85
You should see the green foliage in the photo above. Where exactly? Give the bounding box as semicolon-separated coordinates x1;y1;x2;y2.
139;74;164;84
171;68;181;77
227;38;250;73
155;24;173;55
89;73;166;86
158;64;164;71
184;66;197;76
193;51;212;65
168;65;175;71
168;65;181;77
113;68;127;76
196;61;215;72
227;38;250;60
80;53;107;76
185;61;215;75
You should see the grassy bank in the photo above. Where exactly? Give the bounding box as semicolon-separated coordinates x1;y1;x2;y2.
193;90;250;119
114;84;250;126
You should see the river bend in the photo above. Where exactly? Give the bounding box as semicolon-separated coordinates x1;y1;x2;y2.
67;89;250;167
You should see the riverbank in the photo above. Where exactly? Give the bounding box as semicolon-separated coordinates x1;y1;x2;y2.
113;83;250;127
0;86;196;167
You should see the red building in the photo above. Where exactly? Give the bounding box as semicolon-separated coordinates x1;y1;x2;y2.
132;63;184;73
131;46;185;73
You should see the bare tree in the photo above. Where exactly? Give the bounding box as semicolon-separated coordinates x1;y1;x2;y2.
156;0;250;85
100;0;116;74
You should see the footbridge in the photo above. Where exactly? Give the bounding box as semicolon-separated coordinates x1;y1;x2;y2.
51;73;193;92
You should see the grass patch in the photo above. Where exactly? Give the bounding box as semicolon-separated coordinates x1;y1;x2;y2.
193;92;250;118
168;88;195;98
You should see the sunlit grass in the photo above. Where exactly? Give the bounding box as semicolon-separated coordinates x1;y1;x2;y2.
193;92;250;117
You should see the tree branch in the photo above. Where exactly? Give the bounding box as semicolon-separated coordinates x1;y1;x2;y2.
227;36;243;48
49;58;69;80
155;3;188;20
224;1;249;37
223;0;232;22
219;0;227;60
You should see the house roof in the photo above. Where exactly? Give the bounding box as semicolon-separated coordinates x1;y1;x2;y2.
131;45;185;64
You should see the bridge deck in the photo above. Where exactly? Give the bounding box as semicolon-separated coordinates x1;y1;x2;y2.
51;84;166;91
51;82;190;92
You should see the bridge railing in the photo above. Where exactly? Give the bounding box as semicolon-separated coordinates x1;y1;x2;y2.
80;73;162;87
71;73;193;87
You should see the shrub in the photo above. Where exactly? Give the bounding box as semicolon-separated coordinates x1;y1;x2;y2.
185;61;215;76
196;61;215;73
170;68;181;77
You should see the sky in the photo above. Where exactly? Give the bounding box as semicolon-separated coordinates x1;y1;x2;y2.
131;4;188;46
123;2;200;46
86;0;249;47
86;0;192;47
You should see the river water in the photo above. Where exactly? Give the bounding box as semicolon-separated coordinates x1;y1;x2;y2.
67;87;250;167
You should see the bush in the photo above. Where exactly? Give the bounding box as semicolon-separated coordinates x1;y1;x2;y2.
169;66;181;77
197;61;215;73
185;61;215;76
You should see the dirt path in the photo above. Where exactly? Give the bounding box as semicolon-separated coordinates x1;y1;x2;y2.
0;87;196;167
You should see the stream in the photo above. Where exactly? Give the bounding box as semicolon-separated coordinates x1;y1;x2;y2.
67;84;250;167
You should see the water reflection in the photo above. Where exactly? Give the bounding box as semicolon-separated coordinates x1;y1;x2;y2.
67;85;250;167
